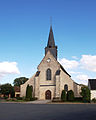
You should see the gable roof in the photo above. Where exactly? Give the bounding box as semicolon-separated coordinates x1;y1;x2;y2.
56;70;61;75
60;64;71;77
88;79;96;90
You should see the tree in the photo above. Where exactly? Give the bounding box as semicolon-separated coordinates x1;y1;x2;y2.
61;90;67;102
80;86;90;102
26;85;33;100
13;77;28;86
67;90;74;101
1;83;15;97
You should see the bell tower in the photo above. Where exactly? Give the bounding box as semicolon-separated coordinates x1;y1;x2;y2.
45;26;57;60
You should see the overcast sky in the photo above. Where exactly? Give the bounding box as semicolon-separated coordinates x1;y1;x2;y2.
0;0;96;85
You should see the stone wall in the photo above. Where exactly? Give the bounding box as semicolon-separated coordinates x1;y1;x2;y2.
20;74;35;97
39;86;55;100
60;68;74;95
73;82;81;97
20;50;81;100
37;51;60;99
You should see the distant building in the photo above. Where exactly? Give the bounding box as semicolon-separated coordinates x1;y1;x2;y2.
20;26;81;100
88;79;96;100
14;86;20;97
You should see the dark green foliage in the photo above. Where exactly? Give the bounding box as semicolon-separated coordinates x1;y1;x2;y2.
26;85;29;98
61;90;67;102
16;97;23;100
11;87;15;98
13;77;28;86
67;90;74;101
0;83;15;97
26;85;33;101
80;86;90;102
74;97;83;102
92;98;96;103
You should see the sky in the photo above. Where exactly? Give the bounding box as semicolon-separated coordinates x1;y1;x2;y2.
0;0;96;85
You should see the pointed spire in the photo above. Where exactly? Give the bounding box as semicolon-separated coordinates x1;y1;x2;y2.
47;26;55;47
45;25;57;60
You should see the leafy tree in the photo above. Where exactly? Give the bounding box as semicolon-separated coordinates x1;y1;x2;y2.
67;90;74;101
13;77;28;86
61;90;67;102
1;83;15;97
80;86;90;102
26;85;33;100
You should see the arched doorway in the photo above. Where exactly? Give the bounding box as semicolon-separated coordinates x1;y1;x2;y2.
45;90;51;100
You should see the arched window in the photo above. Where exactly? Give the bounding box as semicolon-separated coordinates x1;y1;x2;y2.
46;68;51;80
64;84;68;92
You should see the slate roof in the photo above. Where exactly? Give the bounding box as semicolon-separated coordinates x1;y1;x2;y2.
60;65;71;77
56;70;61;75
35;71;40;77
88;79;96;90
47;26;55;47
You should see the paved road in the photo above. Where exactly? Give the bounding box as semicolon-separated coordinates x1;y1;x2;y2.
0;103;96;120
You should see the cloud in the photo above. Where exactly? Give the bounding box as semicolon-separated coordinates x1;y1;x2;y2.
80;55;96;72
68;71;82;75
59;55;96;85
72;56;78;60
59;58;79;70
0;62;20;79
76;74;89;85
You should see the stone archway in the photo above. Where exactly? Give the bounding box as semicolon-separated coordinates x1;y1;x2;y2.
45;90;51;100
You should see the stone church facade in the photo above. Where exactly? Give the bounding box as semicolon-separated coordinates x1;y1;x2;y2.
20;26;81;100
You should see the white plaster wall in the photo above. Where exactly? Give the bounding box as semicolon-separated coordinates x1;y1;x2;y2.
91;90;96;100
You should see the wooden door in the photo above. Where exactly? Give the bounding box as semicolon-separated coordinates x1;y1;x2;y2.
45;90;51;100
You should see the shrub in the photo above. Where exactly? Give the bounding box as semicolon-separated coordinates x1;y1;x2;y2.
67;90;74;101
30;97;37;101
25;97;37;101
4;96;8;99
61;90;67;102
16;97;23;100
25;98;30;101
26;85;33;101
12;98;17;101
92;98;96;103
80;86;90;103
74;97;83;102
52;97;61;102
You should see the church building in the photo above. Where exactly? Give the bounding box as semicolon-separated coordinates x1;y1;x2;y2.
20;26;81;100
